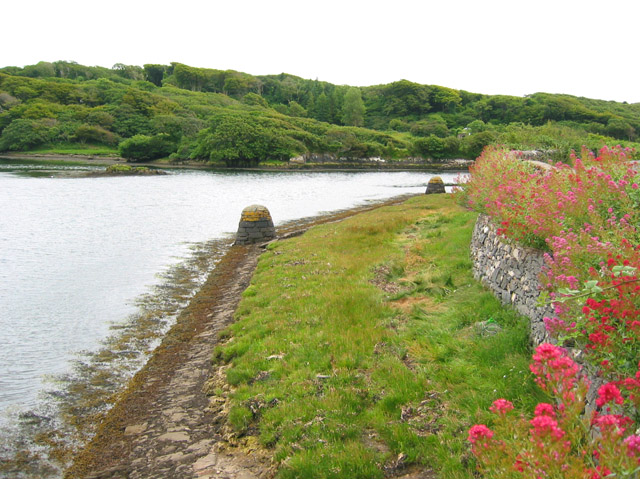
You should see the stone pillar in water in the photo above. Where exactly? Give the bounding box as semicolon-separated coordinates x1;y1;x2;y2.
235;205;276;245
425;176;446;194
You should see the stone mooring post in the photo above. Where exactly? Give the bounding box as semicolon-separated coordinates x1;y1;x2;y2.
425;176;446;194
235;205;276;245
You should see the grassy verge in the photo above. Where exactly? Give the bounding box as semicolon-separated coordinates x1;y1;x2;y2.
27;143;119;156
211;194;545;478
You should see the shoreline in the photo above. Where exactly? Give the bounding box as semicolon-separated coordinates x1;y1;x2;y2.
0;152;471;172
63;194;419;479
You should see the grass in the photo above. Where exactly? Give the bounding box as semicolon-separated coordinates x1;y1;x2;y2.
24;143;119;156
211;194;545;478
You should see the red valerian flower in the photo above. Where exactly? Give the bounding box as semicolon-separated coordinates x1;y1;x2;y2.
467;424;494;444
489;398;514;415
596;383;624;408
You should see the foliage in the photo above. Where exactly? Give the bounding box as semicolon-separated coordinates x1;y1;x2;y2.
464;145;640;378
2;60;640;160
73;124;118;145
460;131;499;159
342;87;365;127
409;115;449;138
0;118;56;150
118;133;175;161
469;343;640;478
190;112;305;166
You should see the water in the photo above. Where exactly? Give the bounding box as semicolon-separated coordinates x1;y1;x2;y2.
0;160;463;472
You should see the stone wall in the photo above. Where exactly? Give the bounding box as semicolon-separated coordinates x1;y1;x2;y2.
470;213;603;410
470;214;554;345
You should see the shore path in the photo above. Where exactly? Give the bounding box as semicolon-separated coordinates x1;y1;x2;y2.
65;196;415;479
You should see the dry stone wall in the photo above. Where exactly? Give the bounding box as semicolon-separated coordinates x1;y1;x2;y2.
470;214;604;411
470;214;554;345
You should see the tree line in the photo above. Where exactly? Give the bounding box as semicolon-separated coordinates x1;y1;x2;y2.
1;61;639;165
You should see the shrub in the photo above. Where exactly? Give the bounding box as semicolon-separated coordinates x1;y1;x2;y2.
469;343;640;478
0;118;55;150
74;124;118;146
118;133;175;161
464;145;640;378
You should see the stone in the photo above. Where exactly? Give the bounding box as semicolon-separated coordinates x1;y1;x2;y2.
234;205;276;245
124;424;147;436
475;320;502;337
157;432;190;442
470;213;603;413
425;176;446;194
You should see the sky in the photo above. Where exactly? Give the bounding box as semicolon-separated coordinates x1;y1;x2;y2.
4;0;639;103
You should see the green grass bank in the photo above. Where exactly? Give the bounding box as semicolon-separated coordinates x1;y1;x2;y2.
209;194;546;478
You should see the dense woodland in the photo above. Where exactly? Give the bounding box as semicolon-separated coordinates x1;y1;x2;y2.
1;61;639;165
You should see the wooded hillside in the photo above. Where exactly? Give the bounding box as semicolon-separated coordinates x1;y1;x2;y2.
1;61;638;164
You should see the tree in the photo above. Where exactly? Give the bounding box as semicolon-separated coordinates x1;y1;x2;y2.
341;87;365;127
242;93;268;108
0;118;55;151
461;131;497;159
313;93;331;123
410;116;449;138
74;124;118;145
430;85;462;112
380;80;431;116
411;135;445;159
287;101;307;118
118;133;175;161
0;92;20;110
143;64;167;87
606;118;636;141
22;62;55;78
191;113;303;166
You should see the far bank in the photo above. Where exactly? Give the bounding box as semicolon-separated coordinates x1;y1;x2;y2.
0;151;471;173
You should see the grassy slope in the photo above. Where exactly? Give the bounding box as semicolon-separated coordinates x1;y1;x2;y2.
212;194;546;478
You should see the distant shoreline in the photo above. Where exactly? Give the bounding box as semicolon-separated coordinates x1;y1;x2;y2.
0;152;471;172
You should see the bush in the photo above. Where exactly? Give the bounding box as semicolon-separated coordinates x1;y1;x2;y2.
461;130;498;159
190;112;305;166
469;343;640;478
74;124;118;146
118;133;175;161
0;118;55;151
411;133;462;160
464;145;640;377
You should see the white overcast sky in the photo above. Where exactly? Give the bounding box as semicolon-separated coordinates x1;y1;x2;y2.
4;0;638;103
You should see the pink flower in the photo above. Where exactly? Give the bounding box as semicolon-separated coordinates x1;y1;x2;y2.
592;414;628;435
624;435;640;459
596;383;624;408
489;398;514;415
532;343;564;362
534;403;555;417
467;424;494;444
530;414;565;440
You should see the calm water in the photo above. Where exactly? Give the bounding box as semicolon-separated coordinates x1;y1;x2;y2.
0;162;462;423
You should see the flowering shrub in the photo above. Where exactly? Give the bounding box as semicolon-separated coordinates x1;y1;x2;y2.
465;145;640;378
469;344;640;478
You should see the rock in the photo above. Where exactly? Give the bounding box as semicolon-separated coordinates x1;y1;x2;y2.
425;176;446;194
475;320;502;337
157;431;190;442
124;423;148;436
